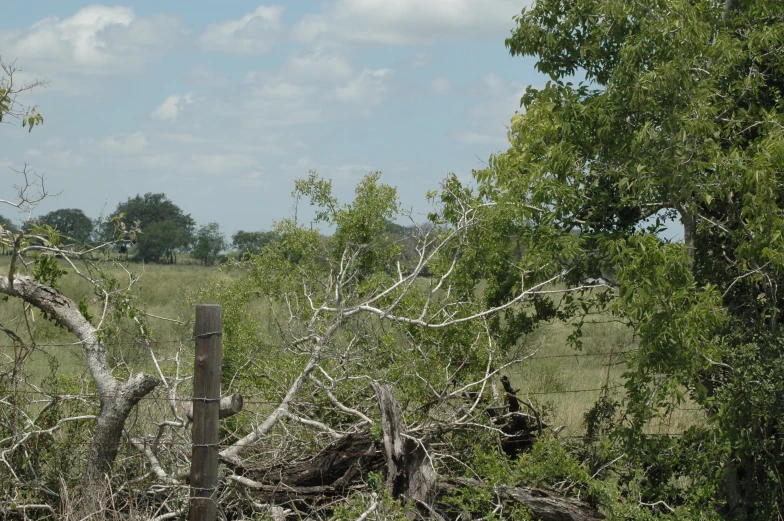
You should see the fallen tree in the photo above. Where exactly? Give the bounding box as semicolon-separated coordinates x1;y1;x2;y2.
223;382;604;521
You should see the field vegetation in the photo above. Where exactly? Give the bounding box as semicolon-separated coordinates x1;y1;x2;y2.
2;0;784;519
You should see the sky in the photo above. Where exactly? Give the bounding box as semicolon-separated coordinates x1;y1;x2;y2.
0;1;544;236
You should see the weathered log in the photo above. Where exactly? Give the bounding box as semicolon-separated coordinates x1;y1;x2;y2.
244;432;382;490
497;375;537;457
232;382;602;521
372;381;437;517
440;478;606;521
183;393;243;421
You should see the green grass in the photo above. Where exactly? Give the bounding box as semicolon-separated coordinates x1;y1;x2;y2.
0;255;240;382
0;255;702;437
503;316;633;436
505;313;702;436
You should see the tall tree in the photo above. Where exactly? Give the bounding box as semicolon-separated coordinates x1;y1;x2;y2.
0;215;18;254
192;222;226;266
108;193;195;263
33;208;94;245
231;230;277;258
478;0;784;517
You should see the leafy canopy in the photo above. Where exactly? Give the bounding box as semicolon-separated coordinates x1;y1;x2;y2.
478;0;784;517
107;193;195;263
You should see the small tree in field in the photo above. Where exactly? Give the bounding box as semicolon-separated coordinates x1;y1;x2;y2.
192;222;226;265
231;229;277;258
107;192;194;263
32;208;94;245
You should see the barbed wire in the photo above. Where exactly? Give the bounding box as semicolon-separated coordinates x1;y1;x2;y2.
0;338;639;354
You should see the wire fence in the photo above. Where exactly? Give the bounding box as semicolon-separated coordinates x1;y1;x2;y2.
0;332;703;497
0;339;701;418
0;343;700;435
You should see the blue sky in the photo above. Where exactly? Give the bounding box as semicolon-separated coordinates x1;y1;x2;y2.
1;1;544;236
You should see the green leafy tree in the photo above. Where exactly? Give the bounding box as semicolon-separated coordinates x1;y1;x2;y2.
0;214;18;254
33;208;94;245
203;171;605;518
231;229;277;258
107;193;195;263
0;214;18;232
477;0;784;517
192;222;226;266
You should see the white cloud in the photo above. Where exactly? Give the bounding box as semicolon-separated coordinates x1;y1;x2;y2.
409;51;433;69
456;73;527;147
51;149;85;167
93;132;148;154
151;93;196;122
198;5;284;54
456;131;498;145
283;49;354;84
225;51;393;128
184;65;230;89
329;69;392;105
280;157;372;183
469;74;525;123
188;153;258;175
291;0;526;45
430;77;452;94
0;6;186;75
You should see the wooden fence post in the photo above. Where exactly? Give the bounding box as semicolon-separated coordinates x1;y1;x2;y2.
190;305;222;521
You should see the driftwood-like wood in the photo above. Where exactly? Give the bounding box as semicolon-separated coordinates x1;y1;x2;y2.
371;381;436;512
371;382;406;496
184;393;243;421
244;432;382;494
440;478;606;521
233;382;602;520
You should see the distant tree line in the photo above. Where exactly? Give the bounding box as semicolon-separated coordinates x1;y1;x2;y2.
0;193;422;267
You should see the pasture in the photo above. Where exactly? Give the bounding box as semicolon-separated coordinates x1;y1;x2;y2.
0;254;699;436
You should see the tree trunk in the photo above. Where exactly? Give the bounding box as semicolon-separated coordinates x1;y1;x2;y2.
676;202;697;273
0;275;159;514
371;381;436;513
438;478;605;521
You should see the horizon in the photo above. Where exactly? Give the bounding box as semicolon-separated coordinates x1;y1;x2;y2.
1;1;541;237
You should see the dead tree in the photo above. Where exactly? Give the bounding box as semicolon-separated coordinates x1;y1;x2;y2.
0;66;164;513
492;374;545;457
228;382;603;521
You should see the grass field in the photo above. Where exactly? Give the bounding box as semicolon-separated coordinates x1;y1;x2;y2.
0;254;700;436
0;255;239;380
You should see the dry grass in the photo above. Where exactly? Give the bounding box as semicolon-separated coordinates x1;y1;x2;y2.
505;313;703;436
0;255;240;381
0;254;703;437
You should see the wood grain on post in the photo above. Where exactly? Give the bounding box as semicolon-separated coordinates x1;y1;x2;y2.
190;305;222;521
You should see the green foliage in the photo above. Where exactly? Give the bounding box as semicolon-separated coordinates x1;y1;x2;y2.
518;439;611;507
294;170;401;277
331;492;412;521
477;0;784;517
0;83;43;131
32;208;94;245
21;109;43;132
32;253;67;290
203;171;523;453
107;193;195;262
231;229;277;258
192;222;226;266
